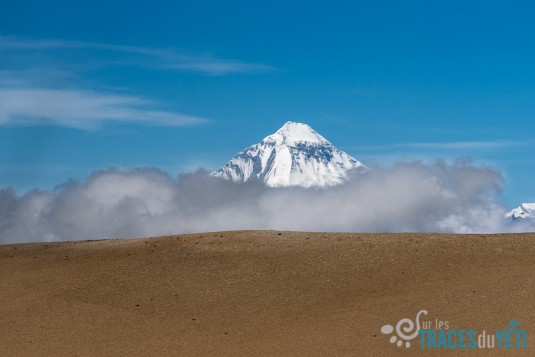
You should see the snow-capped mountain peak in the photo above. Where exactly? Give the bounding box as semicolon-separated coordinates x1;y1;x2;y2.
506;203;535;220
266;121;328;146
212;121;367;187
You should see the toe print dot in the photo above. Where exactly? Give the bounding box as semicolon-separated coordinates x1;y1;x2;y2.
381;324;394;334
397;340;403;347
406;341;411;348
390;336;397;344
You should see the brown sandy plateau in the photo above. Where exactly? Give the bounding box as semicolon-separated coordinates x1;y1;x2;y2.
1;231;535;356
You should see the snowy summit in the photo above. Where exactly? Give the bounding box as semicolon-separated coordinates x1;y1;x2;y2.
506;203;535;220
212;121;367;187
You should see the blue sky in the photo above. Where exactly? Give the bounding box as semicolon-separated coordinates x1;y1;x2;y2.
0;0;534;207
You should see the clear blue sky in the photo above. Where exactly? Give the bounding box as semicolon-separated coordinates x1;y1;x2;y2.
0;0;534;206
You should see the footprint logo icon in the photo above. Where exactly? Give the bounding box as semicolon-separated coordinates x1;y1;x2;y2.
380;310;428;349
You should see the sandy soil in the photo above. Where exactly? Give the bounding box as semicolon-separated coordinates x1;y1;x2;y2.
1;231;534;356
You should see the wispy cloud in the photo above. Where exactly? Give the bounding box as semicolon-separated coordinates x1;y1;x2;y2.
0;88;209;129
354;140;529;152
0;36;231;129
0;35;277;75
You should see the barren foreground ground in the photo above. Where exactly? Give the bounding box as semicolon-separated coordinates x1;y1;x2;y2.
1;231;534;356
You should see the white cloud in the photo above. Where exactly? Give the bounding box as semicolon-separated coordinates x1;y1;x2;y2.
394;140;524;150
165;61;275;76
355;140;528;152
0;36;270;128
1;161;530;244
0;88;209;129
0;35;277;75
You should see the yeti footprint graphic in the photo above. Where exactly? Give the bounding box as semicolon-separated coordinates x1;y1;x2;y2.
380;310;428;349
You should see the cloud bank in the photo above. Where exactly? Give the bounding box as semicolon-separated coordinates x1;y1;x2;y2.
1;161;532;244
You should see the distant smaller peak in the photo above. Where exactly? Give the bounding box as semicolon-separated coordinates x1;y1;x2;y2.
506;202;535;219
